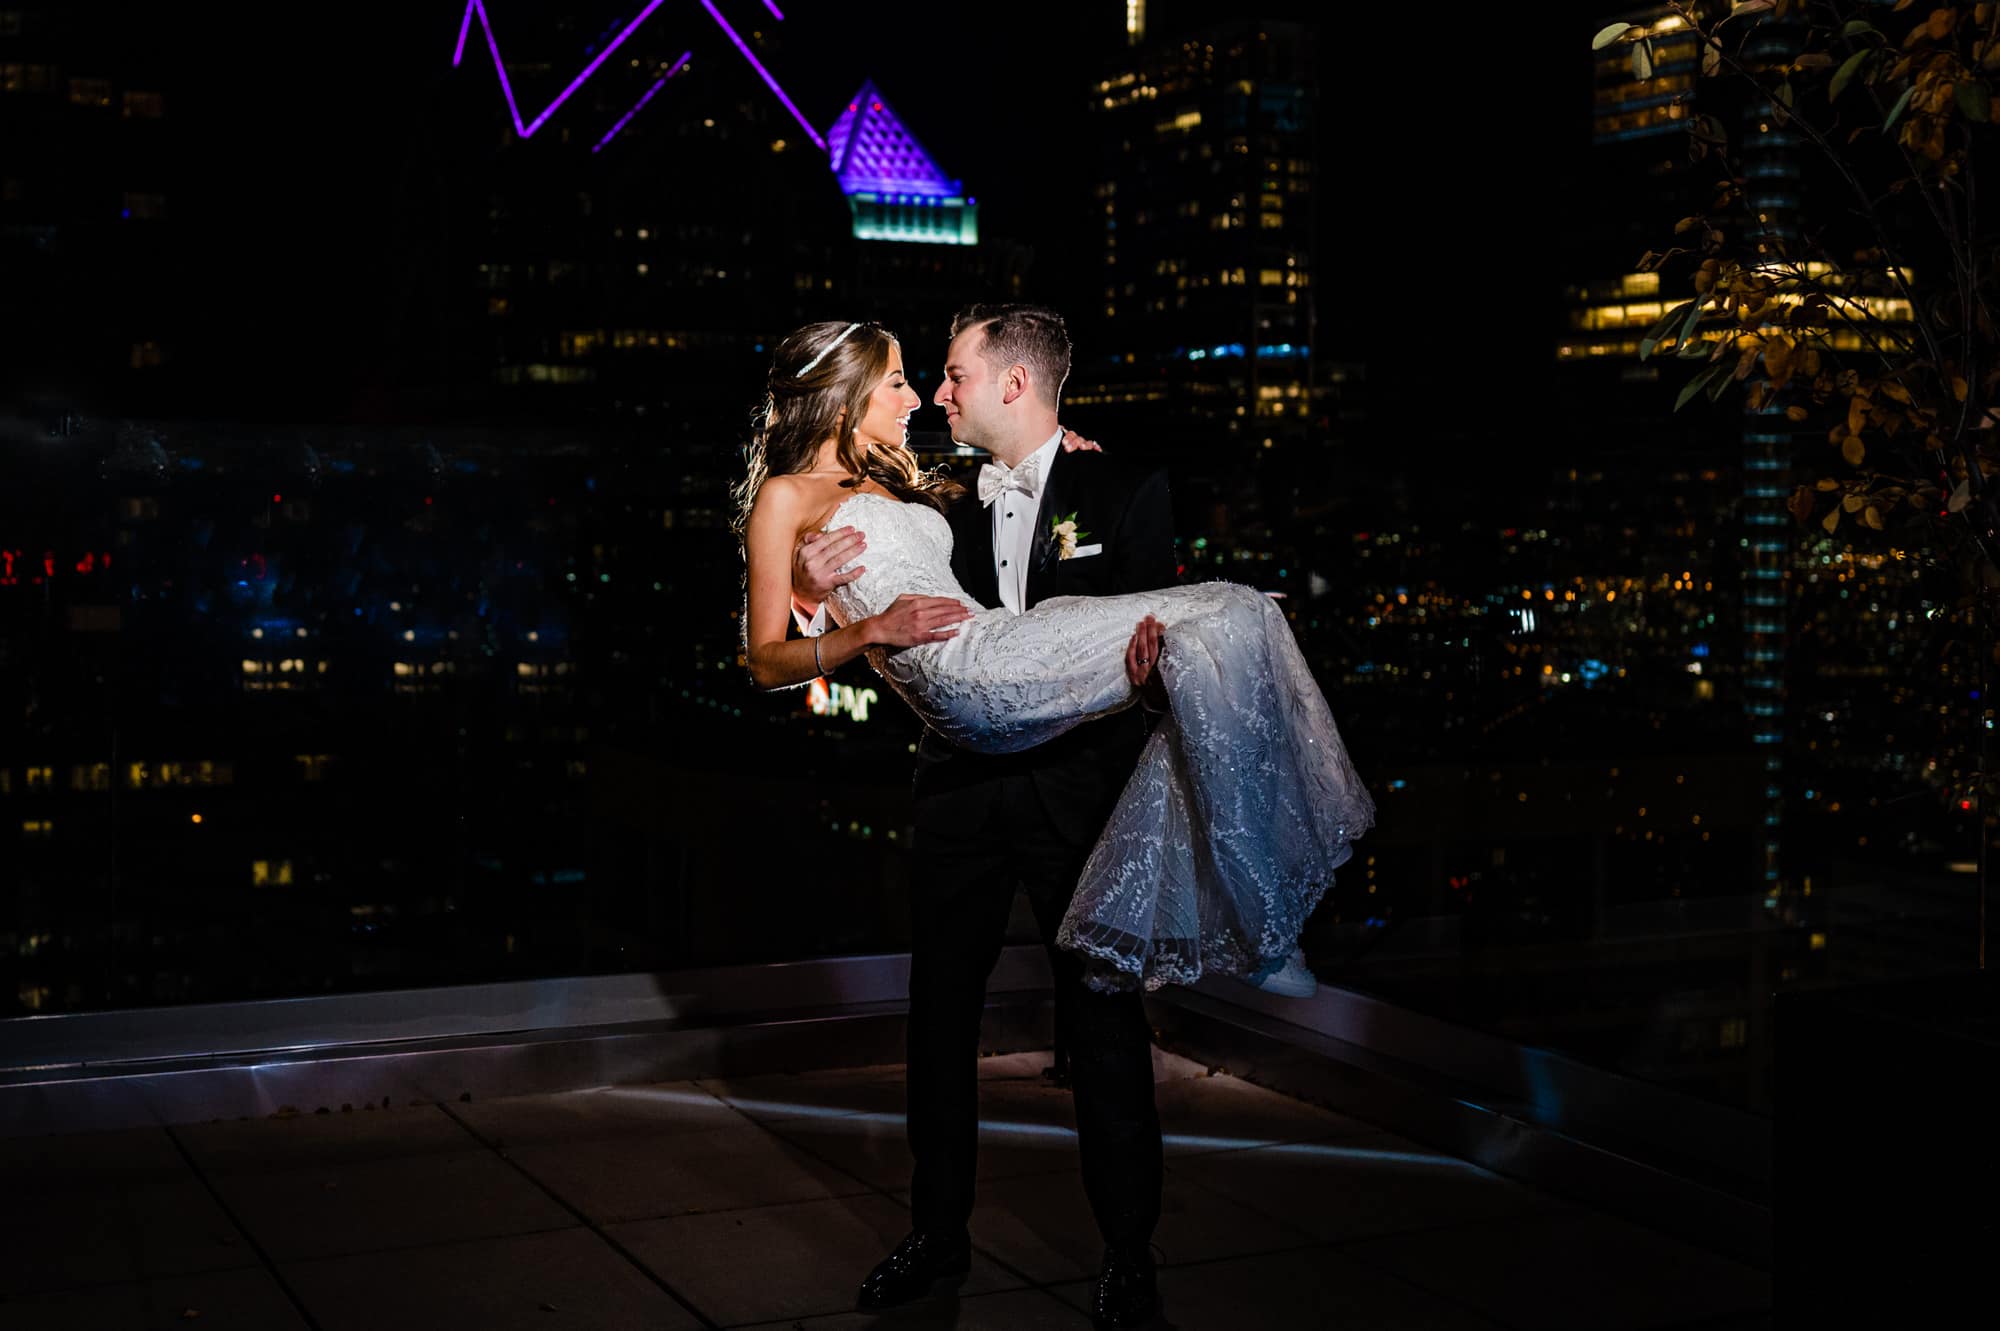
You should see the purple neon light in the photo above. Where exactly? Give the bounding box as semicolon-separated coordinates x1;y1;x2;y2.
452;0;672;138
592;50;693;153
698;0;826;152
762;0;787;19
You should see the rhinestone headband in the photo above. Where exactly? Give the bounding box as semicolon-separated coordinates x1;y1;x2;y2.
798;322;862;375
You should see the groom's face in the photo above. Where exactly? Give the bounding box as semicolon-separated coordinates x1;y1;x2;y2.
936;325;1001;447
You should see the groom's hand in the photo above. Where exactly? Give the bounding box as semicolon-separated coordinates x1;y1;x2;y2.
794;526;866;606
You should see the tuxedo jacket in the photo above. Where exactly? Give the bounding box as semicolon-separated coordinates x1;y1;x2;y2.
913;449;1177;846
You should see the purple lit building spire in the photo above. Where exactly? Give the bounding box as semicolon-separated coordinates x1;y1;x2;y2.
826;82;978;245
826;81;959;198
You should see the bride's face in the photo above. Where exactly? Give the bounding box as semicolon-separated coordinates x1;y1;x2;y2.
854;343;922;452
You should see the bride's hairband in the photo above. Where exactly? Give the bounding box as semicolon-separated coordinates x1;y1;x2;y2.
798;322;863;375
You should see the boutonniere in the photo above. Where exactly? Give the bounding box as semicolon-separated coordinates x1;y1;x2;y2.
1052;511;1092;560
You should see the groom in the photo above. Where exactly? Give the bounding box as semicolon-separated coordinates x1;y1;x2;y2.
792;304;1172;1328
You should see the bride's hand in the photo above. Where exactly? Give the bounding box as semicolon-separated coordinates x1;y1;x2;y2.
870;594;974;648
1059;426;1103;453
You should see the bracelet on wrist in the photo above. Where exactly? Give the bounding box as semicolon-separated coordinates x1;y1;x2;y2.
813;634;825;677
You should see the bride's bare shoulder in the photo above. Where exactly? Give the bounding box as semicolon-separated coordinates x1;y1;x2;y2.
750;472;813;514
750;473;842;535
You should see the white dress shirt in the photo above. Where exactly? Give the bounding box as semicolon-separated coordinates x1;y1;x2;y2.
990;428;1065;615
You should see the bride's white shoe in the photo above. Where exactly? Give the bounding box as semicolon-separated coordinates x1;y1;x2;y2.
1240;947;1318;998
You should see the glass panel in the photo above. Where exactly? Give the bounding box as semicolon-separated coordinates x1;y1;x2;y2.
1;426;950;1015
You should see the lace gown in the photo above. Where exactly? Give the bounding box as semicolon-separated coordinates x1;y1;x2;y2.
823;492;1374;992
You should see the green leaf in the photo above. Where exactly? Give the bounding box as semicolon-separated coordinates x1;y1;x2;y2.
1775;81;1795;108
1957;81;1992;123
1706;361;1737;402
1592;22;1634;50
1678;298;1705;349
1632;39;1653;82
1831;50;1873;102
1884;83;1916;131
1842;20;1882;40
1676;362;1729;411
1641;300;1697;361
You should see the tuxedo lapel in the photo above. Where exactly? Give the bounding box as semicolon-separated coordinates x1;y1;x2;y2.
1024;452;1071;607
951;490;1001;610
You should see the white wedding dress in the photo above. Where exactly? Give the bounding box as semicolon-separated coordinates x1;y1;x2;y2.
823;492;1374;992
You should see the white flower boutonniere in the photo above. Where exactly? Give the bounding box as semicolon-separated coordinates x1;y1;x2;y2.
1052;511;1092;559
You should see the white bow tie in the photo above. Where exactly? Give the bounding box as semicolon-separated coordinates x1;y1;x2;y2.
977;457;1040;506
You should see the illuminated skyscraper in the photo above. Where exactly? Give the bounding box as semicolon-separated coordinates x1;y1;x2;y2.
827;82;977;247
1564;7;1901;903
1071;19;1317;461
1570;4;1803;890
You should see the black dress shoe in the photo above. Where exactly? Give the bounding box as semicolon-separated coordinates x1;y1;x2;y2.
1091;1244;1159;1329
855;1228;972;1311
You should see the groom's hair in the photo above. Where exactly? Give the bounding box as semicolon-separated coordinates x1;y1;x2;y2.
950;304;1071;409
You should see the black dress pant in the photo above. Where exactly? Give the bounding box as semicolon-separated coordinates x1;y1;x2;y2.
906;768;1163;1249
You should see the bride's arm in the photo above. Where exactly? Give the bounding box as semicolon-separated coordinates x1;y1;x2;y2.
744;481;876;690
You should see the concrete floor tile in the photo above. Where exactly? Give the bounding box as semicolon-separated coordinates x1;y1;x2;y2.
768;1099;1082;1193
962;1168;1316;1284
453;1081;745;1146
175;1104;470;1174
0;1126;191;1190
1153;1073;1378;1156
1148;1048;1212;1082
0;1266;308;1331
506;1122;871;1223
0;1173;255;1294
972;1051;1059;1081
208;1148;575;1262
1342;1206;1771;1331
738;1286;1093;1329
697;1071;912;1126
1165;1133;1559;1243
283;1227;705;1331
1051;1247;1507;1330
610;1193;1020;1326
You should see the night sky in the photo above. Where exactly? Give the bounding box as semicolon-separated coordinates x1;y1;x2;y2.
16;2;1593;428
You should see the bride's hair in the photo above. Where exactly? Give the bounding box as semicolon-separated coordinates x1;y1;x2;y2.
731;320;965;535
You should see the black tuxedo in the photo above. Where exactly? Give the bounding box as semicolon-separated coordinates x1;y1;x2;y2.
905;448;1174;1251
914;452;1178;837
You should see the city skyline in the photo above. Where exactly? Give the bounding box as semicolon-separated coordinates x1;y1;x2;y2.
0;2;1583;431
8;2;1989;1124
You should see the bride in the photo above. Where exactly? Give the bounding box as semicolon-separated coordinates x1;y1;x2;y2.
738;319;1373;992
